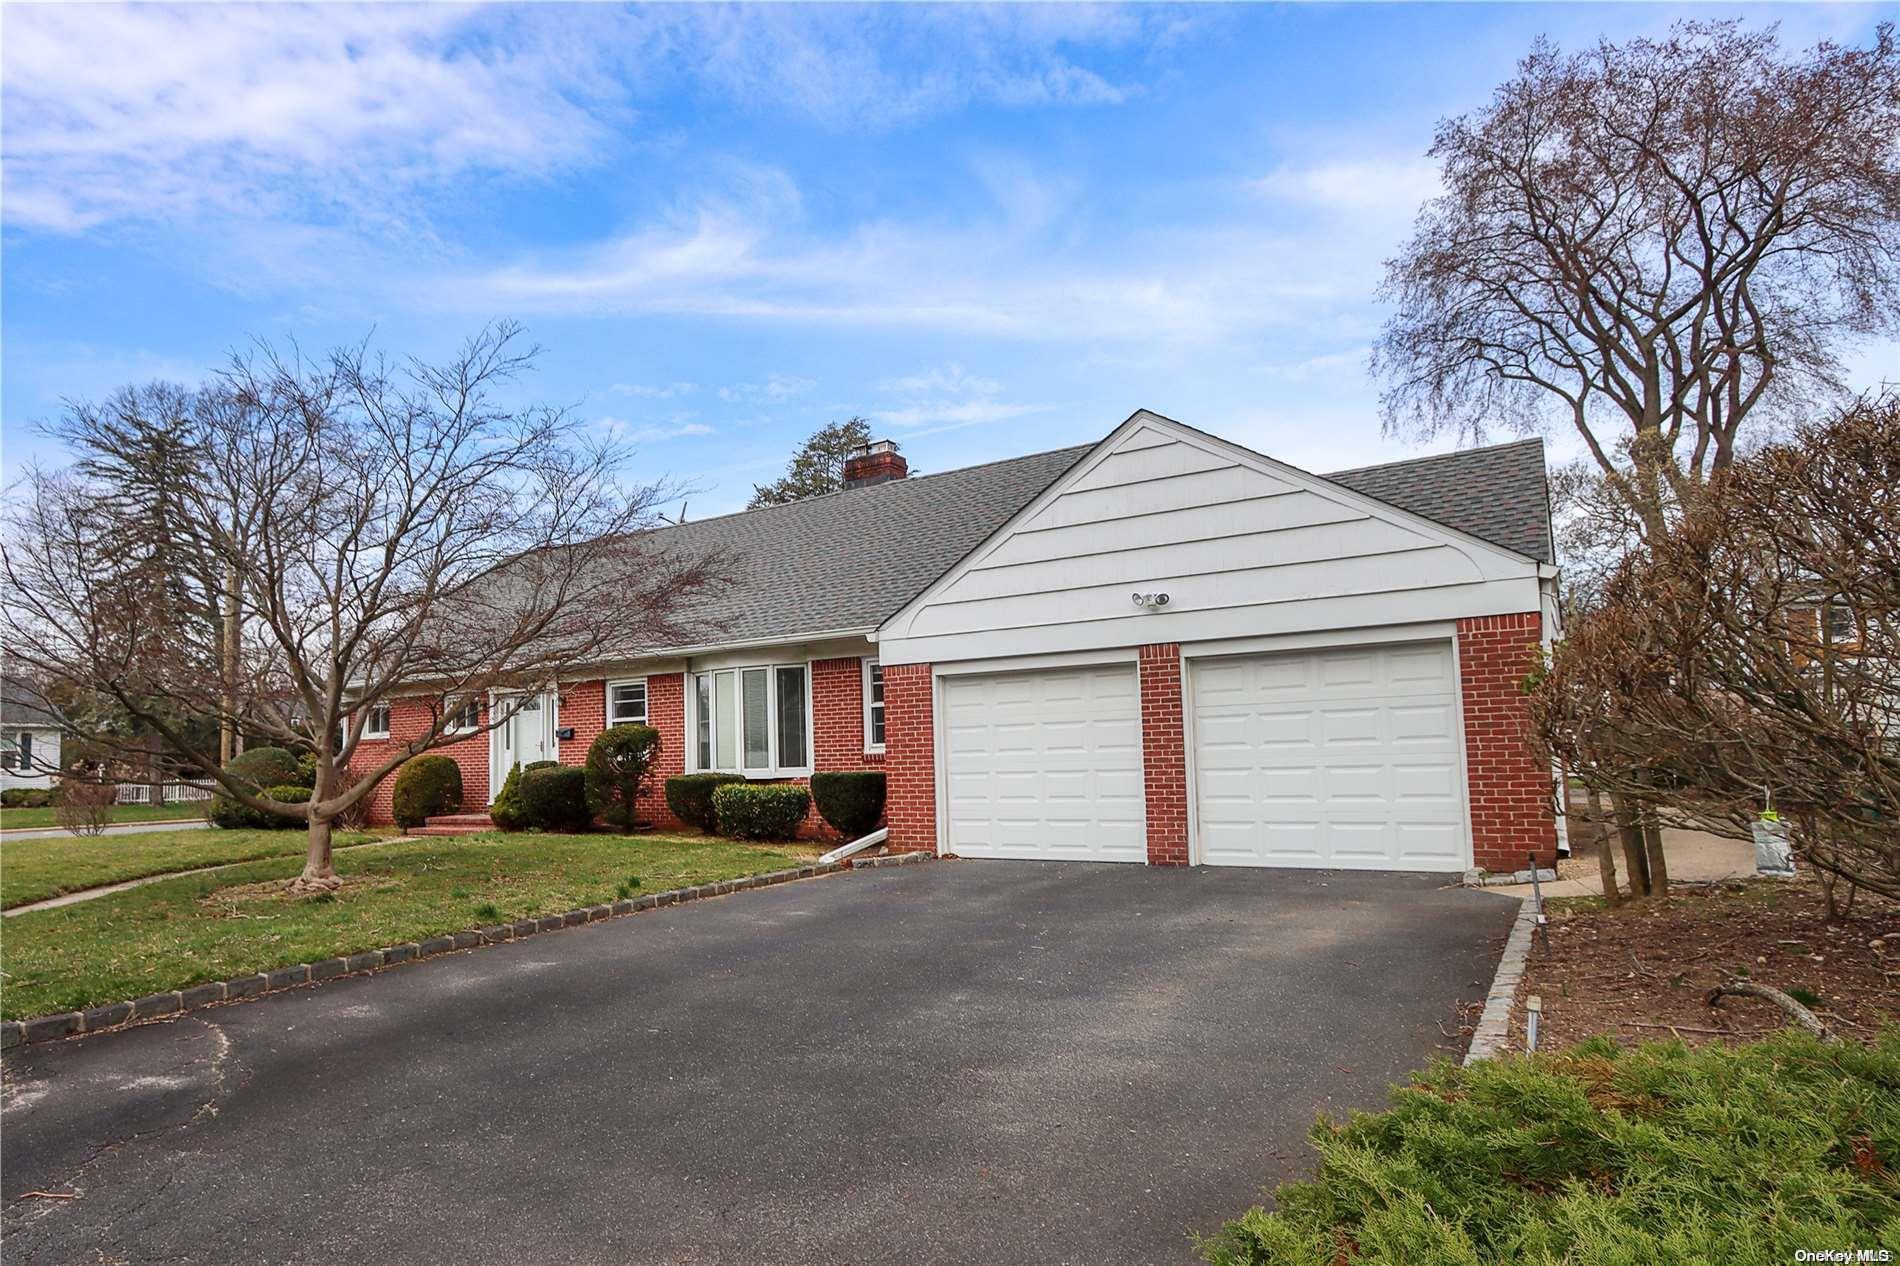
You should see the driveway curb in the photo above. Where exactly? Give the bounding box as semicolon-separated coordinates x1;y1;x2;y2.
2;851;936;1051
1463;893;1533;1064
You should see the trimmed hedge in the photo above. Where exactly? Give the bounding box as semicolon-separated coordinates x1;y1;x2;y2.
1200;1028;1900;1266
209;746;305;829
811;771;886;838
519;764;590;833
665;772;744;832
490;759;558;832
391;754;462;829
2;788;55;808
585;724;661;833
711;782;810;841
260;784;312;827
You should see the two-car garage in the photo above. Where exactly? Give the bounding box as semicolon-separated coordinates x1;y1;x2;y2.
877;411;1558;875
936;641;1469;872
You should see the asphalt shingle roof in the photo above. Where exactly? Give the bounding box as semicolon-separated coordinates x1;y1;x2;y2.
604;430;1552;656
0;677;61;729
1324;437;1554;564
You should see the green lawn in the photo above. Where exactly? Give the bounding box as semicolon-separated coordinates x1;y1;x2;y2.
0;800;209;832
0;827;383;910
1;832;823;1018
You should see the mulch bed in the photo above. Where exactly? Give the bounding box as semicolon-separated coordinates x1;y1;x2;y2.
1504;876;1900;1052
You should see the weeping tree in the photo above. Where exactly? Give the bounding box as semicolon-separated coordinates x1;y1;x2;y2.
1376;20;1900;547
4;323;716;893
1529;394;1900;905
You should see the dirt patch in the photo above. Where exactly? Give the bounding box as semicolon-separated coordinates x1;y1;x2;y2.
1506;876;1899;1051
200;873;399;908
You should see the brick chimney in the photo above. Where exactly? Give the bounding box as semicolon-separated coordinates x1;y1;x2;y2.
841;439;908;490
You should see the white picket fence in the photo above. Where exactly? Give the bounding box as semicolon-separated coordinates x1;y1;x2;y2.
114;781;214;805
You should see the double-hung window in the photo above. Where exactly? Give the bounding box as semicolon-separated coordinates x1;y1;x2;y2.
607;679;648;726
444;697;482;735
1;731;26;771
863;659;885;752
363;703;391;740
692;663;810;776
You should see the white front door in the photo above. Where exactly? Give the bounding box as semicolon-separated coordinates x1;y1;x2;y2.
1190;641;1467;871
939;663;1146;862
489;691;556;801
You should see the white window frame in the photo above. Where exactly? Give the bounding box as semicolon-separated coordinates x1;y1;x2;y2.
862;658;886;753
1822;603;1860;645
606;677;649;727
689;661;814;779
362;703;392;740
443;696;482;736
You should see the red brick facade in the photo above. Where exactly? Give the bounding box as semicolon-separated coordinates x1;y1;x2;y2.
352;661;884;839
880;662;937;854
350;620;1555;871
1137;644;1189;866
1456;613;1558;872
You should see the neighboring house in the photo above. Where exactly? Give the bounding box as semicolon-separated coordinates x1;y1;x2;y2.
353;412;1562;874
1;678;64;792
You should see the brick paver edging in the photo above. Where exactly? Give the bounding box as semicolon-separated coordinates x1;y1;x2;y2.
1463;894;1535;1064
2;852;936;1050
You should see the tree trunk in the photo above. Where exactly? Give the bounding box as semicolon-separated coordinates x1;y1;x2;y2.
1615;794;1651;898
220;561;240;763
1586;786;1621;906
1643;808;1670;898
287;816;340;895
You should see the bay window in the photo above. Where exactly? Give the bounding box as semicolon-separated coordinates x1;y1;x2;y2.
692;662;811;776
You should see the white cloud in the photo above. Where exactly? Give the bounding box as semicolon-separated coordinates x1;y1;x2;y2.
871;362;1054;436
0;5;626;233
612;381;699;399
1248;157;1441;225
718;375;816;404
2;4;1179;235
878;364;1004;397
596;416;716;444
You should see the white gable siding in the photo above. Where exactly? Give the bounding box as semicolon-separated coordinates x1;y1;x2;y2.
877;415;1545;666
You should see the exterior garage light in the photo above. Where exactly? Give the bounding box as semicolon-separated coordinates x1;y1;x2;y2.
1131;592;1170;609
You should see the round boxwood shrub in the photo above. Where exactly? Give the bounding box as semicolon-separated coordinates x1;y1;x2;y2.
665;772;744;832
391;754;463;829
810;771;886;838
585;724;661;833
261;784;313;826
209;746;305;829
490;759;558;831
711;782;811;841
519;764;590;832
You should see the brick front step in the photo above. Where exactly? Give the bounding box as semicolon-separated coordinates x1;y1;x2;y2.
414;812;495;836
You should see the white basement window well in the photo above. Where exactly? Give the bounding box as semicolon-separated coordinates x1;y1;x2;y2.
692;663;811;777
607;678;649;726
863;658;886;752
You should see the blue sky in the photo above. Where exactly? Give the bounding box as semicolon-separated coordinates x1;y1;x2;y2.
5;2;1896;517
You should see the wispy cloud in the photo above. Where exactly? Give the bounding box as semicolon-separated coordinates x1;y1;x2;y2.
596;416;717;444
612;381;699;399
871;362;1055;436
3;4;1181;235
718;374;816;404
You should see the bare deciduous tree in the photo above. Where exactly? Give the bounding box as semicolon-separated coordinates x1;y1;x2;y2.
1377;20;1900;538
4;323;717;893
1530;393;1900;904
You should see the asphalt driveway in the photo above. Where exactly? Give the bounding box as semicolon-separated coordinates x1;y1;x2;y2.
1;860;1516;1265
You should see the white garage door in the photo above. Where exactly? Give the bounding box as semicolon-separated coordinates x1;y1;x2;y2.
941;664;1146;861
1191;642;1467;871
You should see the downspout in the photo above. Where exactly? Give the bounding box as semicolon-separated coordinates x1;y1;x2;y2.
819;827;888;866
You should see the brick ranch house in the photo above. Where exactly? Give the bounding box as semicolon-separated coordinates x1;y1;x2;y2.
352;411;1564;873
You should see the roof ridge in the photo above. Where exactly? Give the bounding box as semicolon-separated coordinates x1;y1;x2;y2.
1324;436;1545;480
649;441;1097;534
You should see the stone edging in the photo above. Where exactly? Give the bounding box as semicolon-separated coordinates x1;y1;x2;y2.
2;851;937;1051
1463;894;1536;1064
